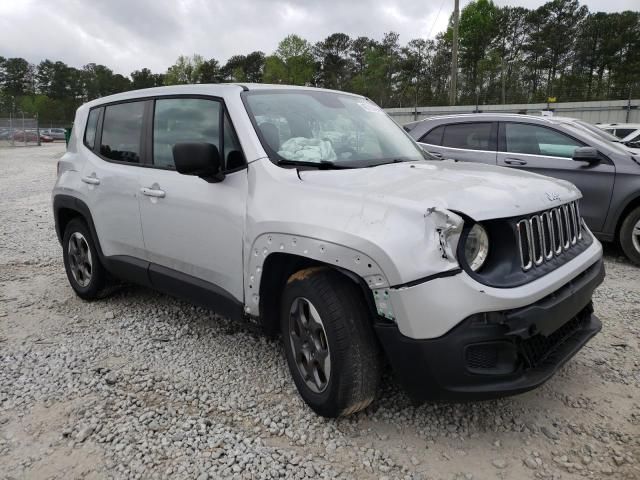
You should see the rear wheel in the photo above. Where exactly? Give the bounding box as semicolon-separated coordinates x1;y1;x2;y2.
62;218;107;299
280;267;380;417
619;206;640;266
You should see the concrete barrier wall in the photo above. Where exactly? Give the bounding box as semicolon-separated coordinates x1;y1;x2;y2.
384;99;640;125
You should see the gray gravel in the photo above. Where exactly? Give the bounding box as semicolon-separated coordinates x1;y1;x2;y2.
1;144;638;479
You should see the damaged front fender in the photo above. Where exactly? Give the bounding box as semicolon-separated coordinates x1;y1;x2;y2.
425;206;464;268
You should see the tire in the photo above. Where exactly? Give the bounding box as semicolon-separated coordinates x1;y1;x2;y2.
280;267;381;417
619;206;640;266
62;218;107;299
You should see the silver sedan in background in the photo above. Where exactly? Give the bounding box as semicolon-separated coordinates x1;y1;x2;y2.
406;113;640;265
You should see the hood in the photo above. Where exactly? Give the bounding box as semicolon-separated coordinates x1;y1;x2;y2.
298;160;582;221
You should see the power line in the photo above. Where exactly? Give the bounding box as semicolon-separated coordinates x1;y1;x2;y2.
428;0;448;39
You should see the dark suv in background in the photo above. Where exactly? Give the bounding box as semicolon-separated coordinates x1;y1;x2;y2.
407;114;640;265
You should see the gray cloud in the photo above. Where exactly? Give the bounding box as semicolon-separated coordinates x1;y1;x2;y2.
1;0;637;76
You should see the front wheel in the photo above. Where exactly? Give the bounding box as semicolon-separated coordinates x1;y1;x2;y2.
280;267;381;417
619;206;640;266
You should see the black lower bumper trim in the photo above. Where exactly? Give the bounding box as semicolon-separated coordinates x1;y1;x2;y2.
375;258;604;402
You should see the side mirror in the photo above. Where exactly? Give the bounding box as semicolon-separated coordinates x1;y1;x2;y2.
572;147;600;164
173;142;224;182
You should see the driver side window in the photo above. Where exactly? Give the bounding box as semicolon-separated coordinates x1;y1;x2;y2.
503;123;583;158
153;98;245;170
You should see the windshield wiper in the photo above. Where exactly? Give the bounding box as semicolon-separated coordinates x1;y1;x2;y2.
366;158;415;167
277;159;353;169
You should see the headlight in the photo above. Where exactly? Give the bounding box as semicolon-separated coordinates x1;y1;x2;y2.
465;224;489;272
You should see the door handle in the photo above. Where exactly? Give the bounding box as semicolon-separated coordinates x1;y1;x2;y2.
141;187;166;198
81;176;100;185
504;158;528;166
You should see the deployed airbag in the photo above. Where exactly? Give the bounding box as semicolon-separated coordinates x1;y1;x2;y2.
278;137;337;163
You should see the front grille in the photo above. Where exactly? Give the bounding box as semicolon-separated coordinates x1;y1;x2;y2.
519;312;588;368
516;201;583;271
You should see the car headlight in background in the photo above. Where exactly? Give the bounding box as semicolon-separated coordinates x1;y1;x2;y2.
465;223;489;271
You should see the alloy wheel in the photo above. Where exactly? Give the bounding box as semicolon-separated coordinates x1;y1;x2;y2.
68;232;93;287
633;219;640;254
289;297;331;394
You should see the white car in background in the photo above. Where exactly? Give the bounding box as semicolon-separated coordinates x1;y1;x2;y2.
597;123;640;148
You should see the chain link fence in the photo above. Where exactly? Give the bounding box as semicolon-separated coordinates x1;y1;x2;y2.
0;116;42;147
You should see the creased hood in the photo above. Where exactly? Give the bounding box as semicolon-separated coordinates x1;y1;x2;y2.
298;160;582;220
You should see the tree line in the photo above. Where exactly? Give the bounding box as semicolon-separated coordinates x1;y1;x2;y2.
0;0;638;124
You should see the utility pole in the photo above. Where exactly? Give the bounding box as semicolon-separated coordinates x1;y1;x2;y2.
450;0;459;106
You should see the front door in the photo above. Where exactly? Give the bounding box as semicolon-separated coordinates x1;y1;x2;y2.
137;96;248;301
497;122;615;232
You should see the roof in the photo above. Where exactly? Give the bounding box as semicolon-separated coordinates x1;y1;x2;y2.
598;123;640;128
418;113;558;124
83;83;364;109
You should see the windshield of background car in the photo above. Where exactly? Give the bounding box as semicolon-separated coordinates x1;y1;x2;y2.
243;90;427;167
572;120;621;142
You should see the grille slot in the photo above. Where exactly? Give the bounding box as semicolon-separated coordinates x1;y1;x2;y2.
517;201;583;271
540;212;554;260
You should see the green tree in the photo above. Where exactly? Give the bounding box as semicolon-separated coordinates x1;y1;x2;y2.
314;33;352;89
536;0;588;99
82;63;130;100
264;34;315;85
493;6;530;103
131;68;161;89
458;0;499;102
198;58;224;83
2;58;35;97
164;55;205;85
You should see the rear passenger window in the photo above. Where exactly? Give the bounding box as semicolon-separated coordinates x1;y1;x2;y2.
442;123;493;150
153;98;221;169
84;108;101;149
420;126;444;145
100;102;145;163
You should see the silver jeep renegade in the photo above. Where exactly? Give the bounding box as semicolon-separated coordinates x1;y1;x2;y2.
53;84;604;417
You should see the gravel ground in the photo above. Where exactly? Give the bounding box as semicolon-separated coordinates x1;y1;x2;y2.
0;144;638;480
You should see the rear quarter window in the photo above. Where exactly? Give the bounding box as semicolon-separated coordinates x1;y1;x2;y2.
84;108;101;150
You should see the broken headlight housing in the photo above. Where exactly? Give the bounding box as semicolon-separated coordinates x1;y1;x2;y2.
464;223;489;272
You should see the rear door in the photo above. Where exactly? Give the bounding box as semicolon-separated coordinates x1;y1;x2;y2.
80;102;147;260
497;121;615;232
418;122;498;164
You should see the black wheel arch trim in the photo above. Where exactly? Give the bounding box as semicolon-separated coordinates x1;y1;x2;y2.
611;192;640;239
53;194;105;258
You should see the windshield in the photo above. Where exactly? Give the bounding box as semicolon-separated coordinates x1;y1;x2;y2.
243;90;427;168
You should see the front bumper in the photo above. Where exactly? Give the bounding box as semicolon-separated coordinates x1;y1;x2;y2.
375;258;604;401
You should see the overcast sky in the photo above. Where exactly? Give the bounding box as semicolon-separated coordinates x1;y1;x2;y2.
1;0;637;76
